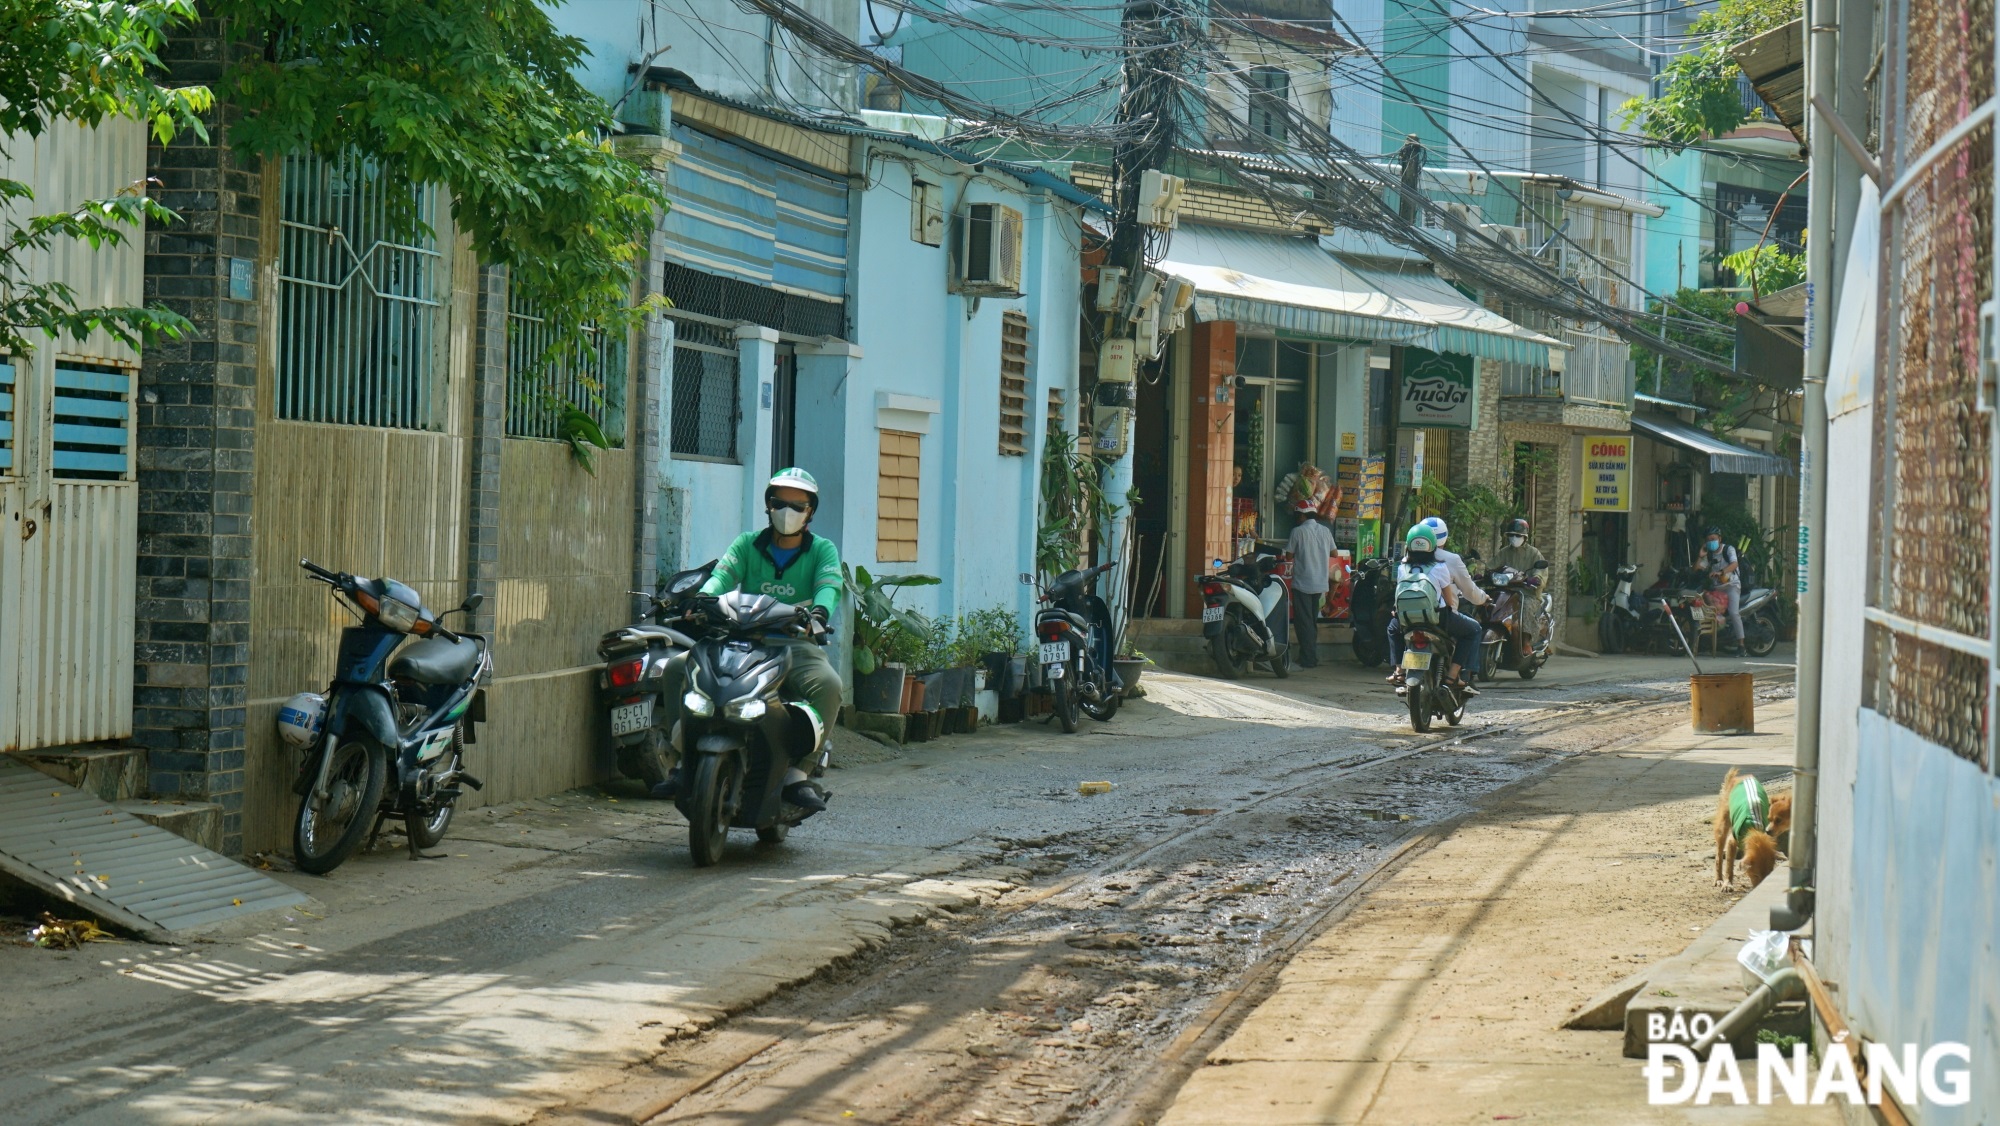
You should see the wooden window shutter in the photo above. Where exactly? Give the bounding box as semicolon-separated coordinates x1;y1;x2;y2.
877;429;921;563
999;310;1030;455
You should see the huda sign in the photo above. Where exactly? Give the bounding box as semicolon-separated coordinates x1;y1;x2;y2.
1397;354;1477;429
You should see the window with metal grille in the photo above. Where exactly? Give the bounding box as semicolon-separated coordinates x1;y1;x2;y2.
277;152;447;429
1247;66;1290;145
670;319;739;461
877;428;921;562
661;261;845;340
505;296;627;444
999;311;1030;455
53;361;133;479
0;359;13;474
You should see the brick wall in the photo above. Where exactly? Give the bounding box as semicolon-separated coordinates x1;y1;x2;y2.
1184;322;1236;614
132;22;262;853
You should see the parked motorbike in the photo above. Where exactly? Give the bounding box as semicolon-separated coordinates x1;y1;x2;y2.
1475;560;1554;679
1396;608;1464;733
1197;550;1292;679
671;590;832;867
282;559;488;875
1348;555;1395;668
1737;585;1780;656
1032;563;1121;734
1597;562;1643;653
1602;564;1705;655
596;561;714;792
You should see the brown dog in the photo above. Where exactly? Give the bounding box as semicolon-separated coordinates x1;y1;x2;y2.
1714;768;1789;889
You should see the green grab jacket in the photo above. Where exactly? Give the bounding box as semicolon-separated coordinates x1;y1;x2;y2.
701;528;843;616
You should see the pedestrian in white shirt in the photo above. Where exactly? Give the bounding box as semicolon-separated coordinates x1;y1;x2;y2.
1283;506;1338;668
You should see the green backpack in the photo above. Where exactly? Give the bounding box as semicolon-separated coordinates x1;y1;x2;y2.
1394;565;1443;626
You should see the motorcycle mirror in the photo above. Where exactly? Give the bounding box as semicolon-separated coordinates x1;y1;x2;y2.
460;592;485;613
1018;572;1034;586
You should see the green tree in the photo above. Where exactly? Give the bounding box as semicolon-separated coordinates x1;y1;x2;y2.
1622;0;1796;147
1630;288;1766;432
1719;243;1806;295
1;1;212;356
217;0;669;358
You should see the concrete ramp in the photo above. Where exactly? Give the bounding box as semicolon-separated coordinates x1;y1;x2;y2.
0;756;307;940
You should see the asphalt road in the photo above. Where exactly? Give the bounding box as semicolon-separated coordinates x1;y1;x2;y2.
1;650;1789;1125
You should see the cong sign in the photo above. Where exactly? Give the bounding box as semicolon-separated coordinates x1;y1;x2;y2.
1581;436;1631;512
1397;352;1477;430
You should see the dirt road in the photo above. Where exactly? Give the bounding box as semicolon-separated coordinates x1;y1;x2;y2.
1;653;1789;1125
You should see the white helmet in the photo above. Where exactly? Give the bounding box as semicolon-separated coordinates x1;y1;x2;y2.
1419;515;1449;544
277;692;326;747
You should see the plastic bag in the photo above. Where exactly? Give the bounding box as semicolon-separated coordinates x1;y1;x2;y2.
1737;929;1793;989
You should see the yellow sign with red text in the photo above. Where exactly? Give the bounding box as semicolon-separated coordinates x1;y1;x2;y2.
1581;436;1631;512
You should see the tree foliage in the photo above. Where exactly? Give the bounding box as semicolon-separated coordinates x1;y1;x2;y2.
1719;243;1806;295
1621;0;1796;147
217;0;668;357
0;1;212;357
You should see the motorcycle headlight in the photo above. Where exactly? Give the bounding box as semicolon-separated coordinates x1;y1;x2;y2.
683;690;714;718
376;596;422;634
725;698;768;723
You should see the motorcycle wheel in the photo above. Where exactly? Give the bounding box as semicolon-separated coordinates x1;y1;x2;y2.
1480;642;1500;682
405;727;465;850
1744;612;1779;657
1353;642;1383;668
617;726;673;791
1444;680;1465;727
1598;612;1627;655
294;737;387;875
687;753;741;868
1518;661;1540;680
1053;661;1083;733
1407;678;1431;733
1082;665;1121;721
1209;621;1245;679
1269;653;1291;679
757;822;789;845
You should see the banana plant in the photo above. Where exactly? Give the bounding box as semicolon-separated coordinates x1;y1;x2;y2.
842;564;940;676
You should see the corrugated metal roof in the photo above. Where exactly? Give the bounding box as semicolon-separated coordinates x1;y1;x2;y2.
1631;413;1794;476
0;757;308;940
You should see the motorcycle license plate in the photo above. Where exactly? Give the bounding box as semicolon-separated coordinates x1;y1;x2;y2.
1402;651;1432;671
1201;604;1224;624
610;698;654;737
1039;641;1071;664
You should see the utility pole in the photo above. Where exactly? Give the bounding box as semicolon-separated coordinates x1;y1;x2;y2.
1100;0;1183;646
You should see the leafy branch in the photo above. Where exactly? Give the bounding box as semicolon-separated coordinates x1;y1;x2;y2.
1620;0;1795;147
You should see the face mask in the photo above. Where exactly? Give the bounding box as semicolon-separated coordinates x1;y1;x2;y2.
1507;534;1524;547
1706;539;1720;552
770;505;809;536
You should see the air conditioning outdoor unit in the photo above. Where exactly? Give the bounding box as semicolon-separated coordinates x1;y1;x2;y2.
954;202;1025;297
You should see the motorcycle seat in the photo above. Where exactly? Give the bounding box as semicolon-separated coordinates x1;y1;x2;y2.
390;636;481;685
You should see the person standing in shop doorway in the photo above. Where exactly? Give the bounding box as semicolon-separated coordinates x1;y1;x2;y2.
1284;505;1338;668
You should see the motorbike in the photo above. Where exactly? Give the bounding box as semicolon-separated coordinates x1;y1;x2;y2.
1032;563;1121;734
1737;585;1780;656
1197;550;1292;680
1601;564;1706;655
1348;555;1396;667
283;559;489;875
671;590;832;867
1396;606;1465;733
1597;562;1643;653
1475;560;1554;679
596;561;714;792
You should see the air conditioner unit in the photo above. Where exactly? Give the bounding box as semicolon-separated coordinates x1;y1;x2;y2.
1479;224;1532;252
953;202;1024;297
1138;169;1186;229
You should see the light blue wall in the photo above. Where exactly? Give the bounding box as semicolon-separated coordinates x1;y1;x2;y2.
547;0;861;111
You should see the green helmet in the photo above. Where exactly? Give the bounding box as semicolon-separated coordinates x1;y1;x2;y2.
1404;523;1438;553
767;467;820;512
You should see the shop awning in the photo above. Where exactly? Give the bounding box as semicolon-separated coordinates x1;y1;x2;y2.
1154;224;1563;367
1631;413;1794;476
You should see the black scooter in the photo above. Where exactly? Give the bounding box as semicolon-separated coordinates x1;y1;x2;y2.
1348;555;1395;667
596;561;714;791
1031;563;1121;734
291;559;489;874
671;591;832;867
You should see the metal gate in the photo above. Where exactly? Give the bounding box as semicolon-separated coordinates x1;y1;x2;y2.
0;117;143;751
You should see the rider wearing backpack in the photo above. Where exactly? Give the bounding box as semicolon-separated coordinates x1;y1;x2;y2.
1386;523;1483;695
1694;525;1745;657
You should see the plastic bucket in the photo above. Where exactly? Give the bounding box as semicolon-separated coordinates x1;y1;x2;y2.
1691;672;1756;734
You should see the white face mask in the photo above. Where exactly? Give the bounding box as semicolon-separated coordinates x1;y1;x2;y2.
1507;534;1525;547
769;505;809;536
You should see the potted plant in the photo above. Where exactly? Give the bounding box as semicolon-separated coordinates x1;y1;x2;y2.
843;565;939;714
1112;639;1148;697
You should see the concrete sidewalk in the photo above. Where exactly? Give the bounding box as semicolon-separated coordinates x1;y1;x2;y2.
1157;696;1835;1125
